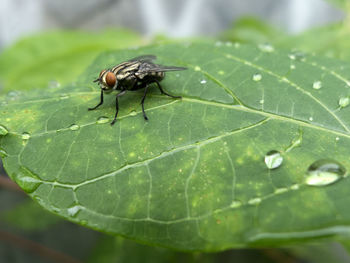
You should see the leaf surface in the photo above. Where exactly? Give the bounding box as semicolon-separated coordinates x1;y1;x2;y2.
2;42;350;250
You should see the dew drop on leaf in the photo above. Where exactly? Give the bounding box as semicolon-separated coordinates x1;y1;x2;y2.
69;124;80;131
290;64;296;70
288;54;296;60
0;147;8;158
200;79;207;84
97;116;109;124
230;200;242;208
15;167;42;193
258;43;274;53
305;159;347;186
309;117;313;121
248;197;262;205
194;66;201;71
67;205;82;217
313;81;322;90
21;132;31;140
60;94;69;100
218;70;225;75
339;96;350;108
0;125;8;136
252;73;262;82
290;184;300;190
264;150;283;169
274;188;288;194
48;80;61;89
130;110;137;116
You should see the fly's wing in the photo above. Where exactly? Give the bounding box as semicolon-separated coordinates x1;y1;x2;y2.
128;55;157;63
152;64;187;72
138;62;187;73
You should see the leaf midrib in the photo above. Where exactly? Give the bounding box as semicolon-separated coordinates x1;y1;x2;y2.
4;92;350;139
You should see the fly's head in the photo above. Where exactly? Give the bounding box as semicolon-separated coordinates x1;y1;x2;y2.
94;69;116;93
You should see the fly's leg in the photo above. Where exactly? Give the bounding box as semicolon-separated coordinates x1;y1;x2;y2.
111;90;126;125
88;90;104;110
154;80;181;99
141;84;150;120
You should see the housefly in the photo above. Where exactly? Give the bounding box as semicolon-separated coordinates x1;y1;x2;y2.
89;55;187;125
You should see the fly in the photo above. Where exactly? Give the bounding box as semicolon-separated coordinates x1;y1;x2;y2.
89;55;187;125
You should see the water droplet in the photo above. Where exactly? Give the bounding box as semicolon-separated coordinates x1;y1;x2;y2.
60;94;69;100
69;124;80;131
288;51;305;61
67;205;82;217
288;54;296;60
48;80;60;89
15;167;42;193
290;64;296;70
264;150;283;169
218;70;225;75
248;197;262;205
313;81;322;90
0;125;8;136
230;200;242;208
21;132;30;140
252;73;262;82
309;117;313;122
290;184;300;190
274;188;288;194
258;43;274;53
97;116;109;124
0;147;8;158
305;159;347;186
194;66;201;71
129;110;137;116
200;79;207;84
234;42;240;48
7;91;21;99
336;137;340;141
225;41;232;47
339;96;350;108
259;99;264;104
51;206;60;213
285;128;303;153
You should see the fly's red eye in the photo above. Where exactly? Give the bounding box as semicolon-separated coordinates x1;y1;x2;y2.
105;72;116;87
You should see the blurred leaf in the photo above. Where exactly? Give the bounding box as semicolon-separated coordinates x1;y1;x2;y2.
2;42;350;251
222;18;350;61
324;0;350;10
1;199;62;231
87;236;215;263
221;17;286;45
276;23;350;61
287;242;350;263
0;29;143;94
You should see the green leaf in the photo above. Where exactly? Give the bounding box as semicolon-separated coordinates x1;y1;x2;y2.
222;18;350;61
2;42;350;251
221;17;286;45
0;30;142;94
324;0;350;10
